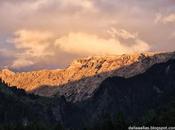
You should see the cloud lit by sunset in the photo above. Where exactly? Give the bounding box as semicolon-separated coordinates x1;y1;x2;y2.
0;0;175;70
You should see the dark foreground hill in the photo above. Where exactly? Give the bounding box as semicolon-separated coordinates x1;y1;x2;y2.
0;80;68;130
1;59;175;129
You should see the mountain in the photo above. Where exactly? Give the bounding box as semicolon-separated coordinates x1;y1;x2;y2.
0;52;174;102
1;53;175;129
76;59;175;127
60;58;175;129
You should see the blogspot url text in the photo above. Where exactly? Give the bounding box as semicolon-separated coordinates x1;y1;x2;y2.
128;126;175;130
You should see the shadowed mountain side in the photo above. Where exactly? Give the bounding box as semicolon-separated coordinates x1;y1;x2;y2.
1;52;175;98
32;52;175;102
32;62;144;102
65;59;175;128
1;59;175;129
0;80;71;127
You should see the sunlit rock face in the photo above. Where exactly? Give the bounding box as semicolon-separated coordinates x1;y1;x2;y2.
0;52;174;100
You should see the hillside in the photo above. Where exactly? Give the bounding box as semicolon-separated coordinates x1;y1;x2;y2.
60;58;175;129
0;80;67;129
1;57;175;129
76;59;175;127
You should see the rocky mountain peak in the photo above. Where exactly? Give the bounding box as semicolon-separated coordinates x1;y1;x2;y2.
70;53;146;69
0;52;174;99
0;69;15;78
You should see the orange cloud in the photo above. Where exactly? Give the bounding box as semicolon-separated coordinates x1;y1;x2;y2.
55;31;150;55
10;29;150;68
13;30;55;57
11;30;55;68
12;58;34;68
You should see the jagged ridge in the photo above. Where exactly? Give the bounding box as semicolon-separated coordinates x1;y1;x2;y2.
0;52;174;100
1;55;175;129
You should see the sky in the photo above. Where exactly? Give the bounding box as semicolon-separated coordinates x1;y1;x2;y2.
0;0;175;71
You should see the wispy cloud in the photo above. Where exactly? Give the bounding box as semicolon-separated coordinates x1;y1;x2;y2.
155;13;175;24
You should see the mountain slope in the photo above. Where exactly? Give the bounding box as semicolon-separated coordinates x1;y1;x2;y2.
1;57;175;129
71;59;175;128
55;52;175;102
0;52;174;100
0;80;67;127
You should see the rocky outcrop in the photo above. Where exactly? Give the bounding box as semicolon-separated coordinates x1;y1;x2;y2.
0;52;175;100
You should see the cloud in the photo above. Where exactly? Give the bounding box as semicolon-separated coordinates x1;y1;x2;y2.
13;30;55;57
60;0;94;10
9;28;150;69
107;28;138;39
0;0;175;70
11;58;34;68
11;30;55;68
55;29;150;55
163;14;175;24
155;13;175;24
154;13;162;24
